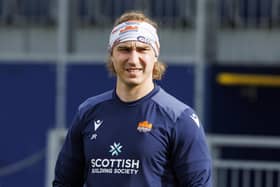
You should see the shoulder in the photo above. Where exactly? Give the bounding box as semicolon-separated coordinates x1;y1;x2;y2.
152;87;201;128
78;90;114;116
151;87;190;122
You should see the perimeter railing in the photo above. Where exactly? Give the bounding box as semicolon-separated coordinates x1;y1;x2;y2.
208;134;280;187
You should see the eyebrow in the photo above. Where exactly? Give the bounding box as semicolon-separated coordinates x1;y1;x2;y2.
117;45;151;50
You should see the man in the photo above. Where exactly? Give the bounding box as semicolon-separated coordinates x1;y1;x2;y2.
53;11;212;187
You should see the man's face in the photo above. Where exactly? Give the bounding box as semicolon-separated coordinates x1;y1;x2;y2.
111;41;157;88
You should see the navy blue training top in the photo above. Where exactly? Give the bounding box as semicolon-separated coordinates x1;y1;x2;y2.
53;85;212;187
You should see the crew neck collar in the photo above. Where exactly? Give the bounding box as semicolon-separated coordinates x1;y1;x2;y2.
113;84;160;106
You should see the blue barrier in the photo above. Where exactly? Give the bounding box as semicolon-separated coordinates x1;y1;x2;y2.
207;64;280;135
0;63;56;187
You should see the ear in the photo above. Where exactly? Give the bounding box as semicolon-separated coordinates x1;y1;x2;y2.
109;54;115;64
153;56;158;63
155;47;160;59
111;47;119;62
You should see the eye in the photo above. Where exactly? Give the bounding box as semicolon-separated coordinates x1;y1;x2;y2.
136;46;151;53
117;46;131;52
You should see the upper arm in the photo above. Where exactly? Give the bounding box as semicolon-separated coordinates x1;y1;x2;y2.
171;109;212;187
53;113;86;187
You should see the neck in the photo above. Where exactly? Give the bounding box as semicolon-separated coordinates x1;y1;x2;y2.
116;82;155;102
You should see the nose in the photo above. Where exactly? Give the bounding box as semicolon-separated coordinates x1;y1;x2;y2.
127;49;140;64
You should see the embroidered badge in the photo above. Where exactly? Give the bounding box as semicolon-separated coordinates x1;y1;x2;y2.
137;121;153;133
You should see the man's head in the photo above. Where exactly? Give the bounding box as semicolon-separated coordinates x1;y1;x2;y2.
107;11;166;80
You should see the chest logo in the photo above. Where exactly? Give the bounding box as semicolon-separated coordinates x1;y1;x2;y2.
137;121;153;133
109;142;123;156
90;120;103;140
94;120;103;131
90;134;97;140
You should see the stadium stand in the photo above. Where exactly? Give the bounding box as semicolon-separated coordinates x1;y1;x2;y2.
0;0;279;28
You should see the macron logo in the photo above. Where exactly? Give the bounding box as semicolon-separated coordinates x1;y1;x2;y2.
190;113;200;128
94;120;103;131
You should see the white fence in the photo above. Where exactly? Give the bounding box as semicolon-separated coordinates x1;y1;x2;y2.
46;128;67;187
208;134;280;187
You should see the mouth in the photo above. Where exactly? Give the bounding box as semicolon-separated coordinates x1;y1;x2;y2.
125;68;142;73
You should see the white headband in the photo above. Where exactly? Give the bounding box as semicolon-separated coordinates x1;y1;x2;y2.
108;21;160;57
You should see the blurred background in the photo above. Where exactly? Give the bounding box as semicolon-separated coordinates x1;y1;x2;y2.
0;0;280;186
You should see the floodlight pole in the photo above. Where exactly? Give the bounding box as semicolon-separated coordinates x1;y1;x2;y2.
46;0;77;187
195;0;218;186
195;0;218;125
55;0;77;129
